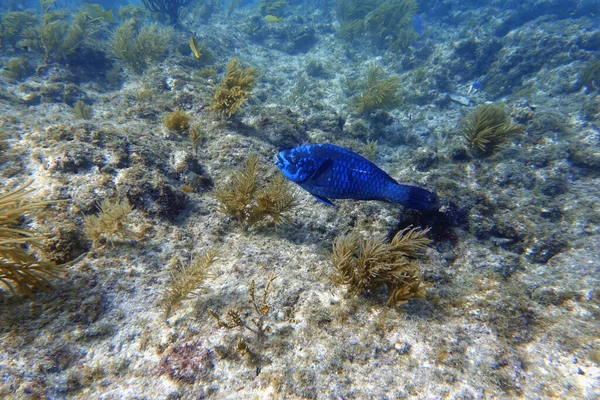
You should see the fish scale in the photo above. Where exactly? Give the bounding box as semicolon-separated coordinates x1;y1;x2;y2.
275;144;436;211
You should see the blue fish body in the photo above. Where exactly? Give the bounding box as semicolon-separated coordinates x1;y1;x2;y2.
275;144;436;211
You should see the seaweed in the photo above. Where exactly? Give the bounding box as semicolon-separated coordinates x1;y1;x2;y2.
461;104;524;155
20;10;104;66
1;57;34;81
0;11;38;48
209;58;259;118
350;65;401;114
0;181;62;297
140;0;192;25
214;154;296;229
364;0;417;49
208;272;276;337
581;60;600;91
331;227;431;306
188;123;206;156
72;100;93;120
108;20;172;73
163;110;190;134
84;198;133;247
163;250;217;317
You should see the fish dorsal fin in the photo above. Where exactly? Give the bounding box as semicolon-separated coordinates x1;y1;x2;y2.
309;158;333;183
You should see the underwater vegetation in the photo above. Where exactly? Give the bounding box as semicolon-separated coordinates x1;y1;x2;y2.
331;227;430;306
109;20;172;74
209;272;276;337
0;11;38;48
141;0;191;25
84;198;133;248
163;110;191;134
20;9;106;67
209;58;259;118
460;104;524;155
350;65;401;114
163;250;217;317
335;0;418;49
72;100;93;120
0;182;61;297
214;154;296;230
364;0;418;49
1;57;35;81
581;60;600;91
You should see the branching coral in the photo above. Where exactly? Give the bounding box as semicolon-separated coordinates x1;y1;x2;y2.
364;0;417;49
0;11;38;48
461;104;524;155
84;198;133;247
163;250;217;317
109;20;172;73
350;65;401;114
141;0;192;25
209;58;259;118
331;226;431;306
581;60;600;91
0;181;62;297
335;0;417;48
209;272;276;336
20;10;104;65
163;110;191;133
214;154;296;229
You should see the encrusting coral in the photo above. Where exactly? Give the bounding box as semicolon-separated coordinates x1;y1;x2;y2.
331;226;431;306
214;154;296;229
460;103;524;155
0;181;62;297
209;58;259;118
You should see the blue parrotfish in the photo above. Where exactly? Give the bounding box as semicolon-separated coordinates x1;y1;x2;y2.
275;144;436;211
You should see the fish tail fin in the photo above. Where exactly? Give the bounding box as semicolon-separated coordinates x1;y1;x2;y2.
388;184;437;211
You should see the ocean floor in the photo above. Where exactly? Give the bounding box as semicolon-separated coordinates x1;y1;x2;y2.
0;0;599;398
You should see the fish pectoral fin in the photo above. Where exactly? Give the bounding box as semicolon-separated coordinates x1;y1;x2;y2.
312;194;335;206
309;159;333;181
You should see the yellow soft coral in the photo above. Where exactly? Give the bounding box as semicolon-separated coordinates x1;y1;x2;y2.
209;58;258;118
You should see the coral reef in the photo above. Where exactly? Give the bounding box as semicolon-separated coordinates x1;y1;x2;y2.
163;110;191;134
214;154;296;229
209;58;259;118
163;250;217;317
209;272;276;336
460;104;524;155
0;182;61;297
331;227;431;306
141;0;191;25
83;198;133;247
158;340;213;383
108;21;171;73
350;65;401;114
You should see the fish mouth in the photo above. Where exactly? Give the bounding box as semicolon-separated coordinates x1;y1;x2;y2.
274;153;284;167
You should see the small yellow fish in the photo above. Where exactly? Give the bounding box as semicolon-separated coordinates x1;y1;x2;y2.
189;36;201;59
265;15;282;23
82;3;114;23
